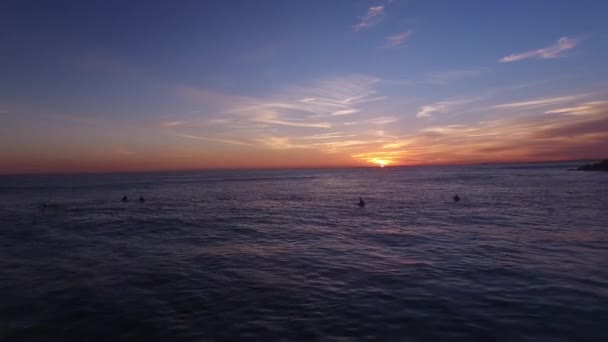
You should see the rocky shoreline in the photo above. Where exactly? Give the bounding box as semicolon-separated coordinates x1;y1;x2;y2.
573;160;608;171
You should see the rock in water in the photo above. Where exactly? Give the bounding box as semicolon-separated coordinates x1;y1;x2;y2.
576;160;608;171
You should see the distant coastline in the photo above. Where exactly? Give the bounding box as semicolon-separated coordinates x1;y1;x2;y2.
572;160;608;171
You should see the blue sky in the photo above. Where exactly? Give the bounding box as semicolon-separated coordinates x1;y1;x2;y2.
1;0;608;173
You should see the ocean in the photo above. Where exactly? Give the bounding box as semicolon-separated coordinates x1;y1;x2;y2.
1;163;607;341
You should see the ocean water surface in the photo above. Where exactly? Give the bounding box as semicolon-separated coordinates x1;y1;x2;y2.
1;163;607;341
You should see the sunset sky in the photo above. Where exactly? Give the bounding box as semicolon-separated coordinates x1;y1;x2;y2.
1;0;607;174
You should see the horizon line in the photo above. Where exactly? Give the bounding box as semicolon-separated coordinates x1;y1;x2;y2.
0;158;603;177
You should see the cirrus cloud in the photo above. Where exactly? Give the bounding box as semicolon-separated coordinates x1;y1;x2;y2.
353;5;385;31
416;99;473;118
384;31;413;48
499;36;579;63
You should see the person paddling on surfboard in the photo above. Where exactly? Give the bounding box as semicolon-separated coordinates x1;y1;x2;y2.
358;197;365;207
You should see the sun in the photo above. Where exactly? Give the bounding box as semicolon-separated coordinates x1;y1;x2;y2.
365;157;392;168
373;159;388;168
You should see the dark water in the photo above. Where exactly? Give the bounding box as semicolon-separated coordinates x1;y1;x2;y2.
1;164;607;341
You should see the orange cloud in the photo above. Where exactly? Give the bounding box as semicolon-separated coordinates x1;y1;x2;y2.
374;101;608;165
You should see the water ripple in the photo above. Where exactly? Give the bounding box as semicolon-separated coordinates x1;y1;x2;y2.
1;166;607;341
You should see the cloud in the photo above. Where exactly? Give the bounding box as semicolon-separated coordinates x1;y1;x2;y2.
384;31;413;48
344;116;398;126
421;125;468;134
227;75;385;128
176;134;251;146
331;109;360;116
492;95;586;110
230;75;384;119
300;132;358;140
162;120;195;127
166;74;395;156
171;76;382;131
169;83;607;167
533;115;608;139
545;101;608;116
499;36;579;62
252;111;332;128
256;136;300;150
371;99;608;165
416;99;473;118
256;133;384;152
353;5;385;31
173;74;383;116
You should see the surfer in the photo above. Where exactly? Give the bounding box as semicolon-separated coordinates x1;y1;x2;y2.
121;195;128;202
139;195;145;203
358;197;365;207
453;194;460;203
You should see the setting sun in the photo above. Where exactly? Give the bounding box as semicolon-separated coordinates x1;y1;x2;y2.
369;159;389;167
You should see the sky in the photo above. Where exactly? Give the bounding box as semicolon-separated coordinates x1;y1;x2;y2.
1;0;608;174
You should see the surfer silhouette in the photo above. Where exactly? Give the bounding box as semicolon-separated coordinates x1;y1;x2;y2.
121;195;128;202
453;194;460;203
139;195;145;203
358;197;365;207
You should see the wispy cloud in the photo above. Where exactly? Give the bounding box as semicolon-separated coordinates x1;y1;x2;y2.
172;75;384;128
384;30;413;48
176;134;251;146
416;99;473;118
167;74;394;153
499;36;579;62
545;101;608;116
353;5;385;31
166;83;608;167
421;125;469;134
330;109;360;116
162;120;195;127
345;116;398;126
300;132;358;140
252;110;332;128
256;136;301;150
256;133;386;152
368;99;608;165
492;95;586;109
